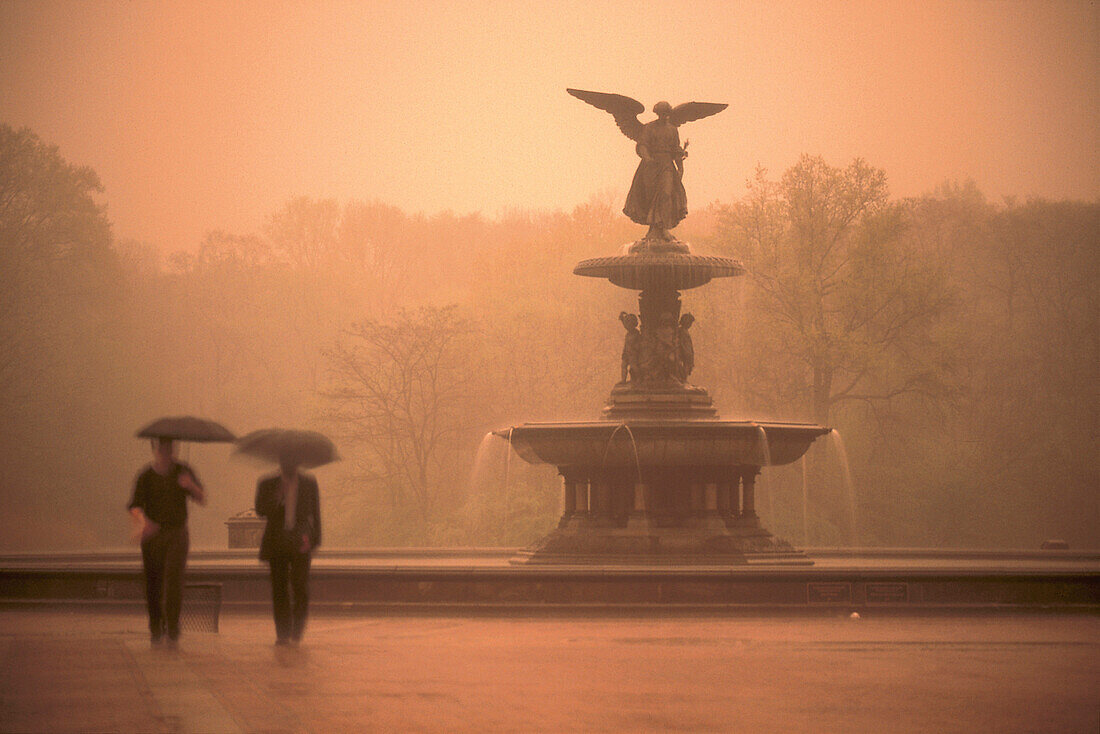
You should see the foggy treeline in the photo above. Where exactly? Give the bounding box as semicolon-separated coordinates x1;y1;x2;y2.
1;124;1096;552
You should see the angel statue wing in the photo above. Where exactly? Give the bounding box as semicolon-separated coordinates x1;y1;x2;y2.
567;89;645;142
669;101;728;126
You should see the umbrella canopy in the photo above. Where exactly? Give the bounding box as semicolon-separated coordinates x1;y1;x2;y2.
234;428;339;468
136;415;236;443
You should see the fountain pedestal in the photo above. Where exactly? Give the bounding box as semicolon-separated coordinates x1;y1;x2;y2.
603;381;717;419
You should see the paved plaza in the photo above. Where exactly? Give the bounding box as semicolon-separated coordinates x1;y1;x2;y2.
0;606;1097;733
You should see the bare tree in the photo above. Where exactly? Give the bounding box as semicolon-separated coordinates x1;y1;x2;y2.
322;306;483;524
264;196;340;269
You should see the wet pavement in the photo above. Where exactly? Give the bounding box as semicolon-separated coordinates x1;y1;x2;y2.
1;607;1097;732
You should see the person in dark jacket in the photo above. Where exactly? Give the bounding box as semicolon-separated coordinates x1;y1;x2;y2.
128;438;206;646
255;459;321;645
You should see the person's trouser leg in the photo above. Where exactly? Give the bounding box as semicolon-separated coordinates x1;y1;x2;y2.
269;557;292;642
289;553;311;640
162;526;189;640
140;533;167;639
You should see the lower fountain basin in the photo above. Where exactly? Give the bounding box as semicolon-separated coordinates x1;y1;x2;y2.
496;420;831;469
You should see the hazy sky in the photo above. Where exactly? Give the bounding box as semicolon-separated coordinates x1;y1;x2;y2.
2;0;1097;253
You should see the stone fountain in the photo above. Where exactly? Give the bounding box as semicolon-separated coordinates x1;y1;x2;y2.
495;90;830;564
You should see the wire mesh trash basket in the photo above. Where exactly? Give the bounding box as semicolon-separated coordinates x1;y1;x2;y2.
180;583;222;633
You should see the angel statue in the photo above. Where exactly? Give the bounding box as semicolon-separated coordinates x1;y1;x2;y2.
568;89;727;241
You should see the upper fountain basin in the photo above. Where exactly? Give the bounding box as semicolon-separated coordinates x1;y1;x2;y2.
494;420;831;469
573;252;745;290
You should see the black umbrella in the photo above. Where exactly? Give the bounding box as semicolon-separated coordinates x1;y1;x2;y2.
234;428;339;468
136;415;236;443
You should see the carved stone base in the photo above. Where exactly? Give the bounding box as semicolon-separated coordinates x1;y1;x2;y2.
628;231;691;254
512;522;810;566
603;381;717;420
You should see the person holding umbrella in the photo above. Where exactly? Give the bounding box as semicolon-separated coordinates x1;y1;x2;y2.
129;417;231;645
242;429;332;646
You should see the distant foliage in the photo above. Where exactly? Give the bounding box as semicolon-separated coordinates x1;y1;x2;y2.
709;156;955;426
0;126;1095;550
0;124;115;398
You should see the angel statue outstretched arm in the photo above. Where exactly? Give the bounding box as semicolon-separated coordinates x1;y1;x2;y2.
567;89;727;241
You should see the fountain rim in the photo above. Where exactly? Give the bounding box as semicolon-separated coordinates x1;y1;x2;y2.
491;419;832;469
493;419;830;435
573;252;746;290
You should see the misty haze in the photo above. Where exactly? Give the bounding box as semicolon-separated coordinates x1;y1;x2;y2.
0;1;1096;555
1;3;1098;733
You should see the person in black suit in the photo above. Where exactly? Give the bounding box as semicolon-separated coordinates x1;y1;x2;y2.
255;459;321;645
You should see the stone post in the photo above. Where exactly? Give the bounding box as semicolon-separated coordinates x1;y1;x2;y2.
573;477;590;526
559;472;578;528
626;482;649;531
700;481;727;530
691;483;705;516
591;476;614;527
717;479;732;517
740;466;760;524
704;482;718;512
225;510;265;549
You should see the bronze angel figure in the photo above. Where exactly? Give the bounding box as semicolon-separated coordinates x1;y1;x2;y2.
568;89;727;240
